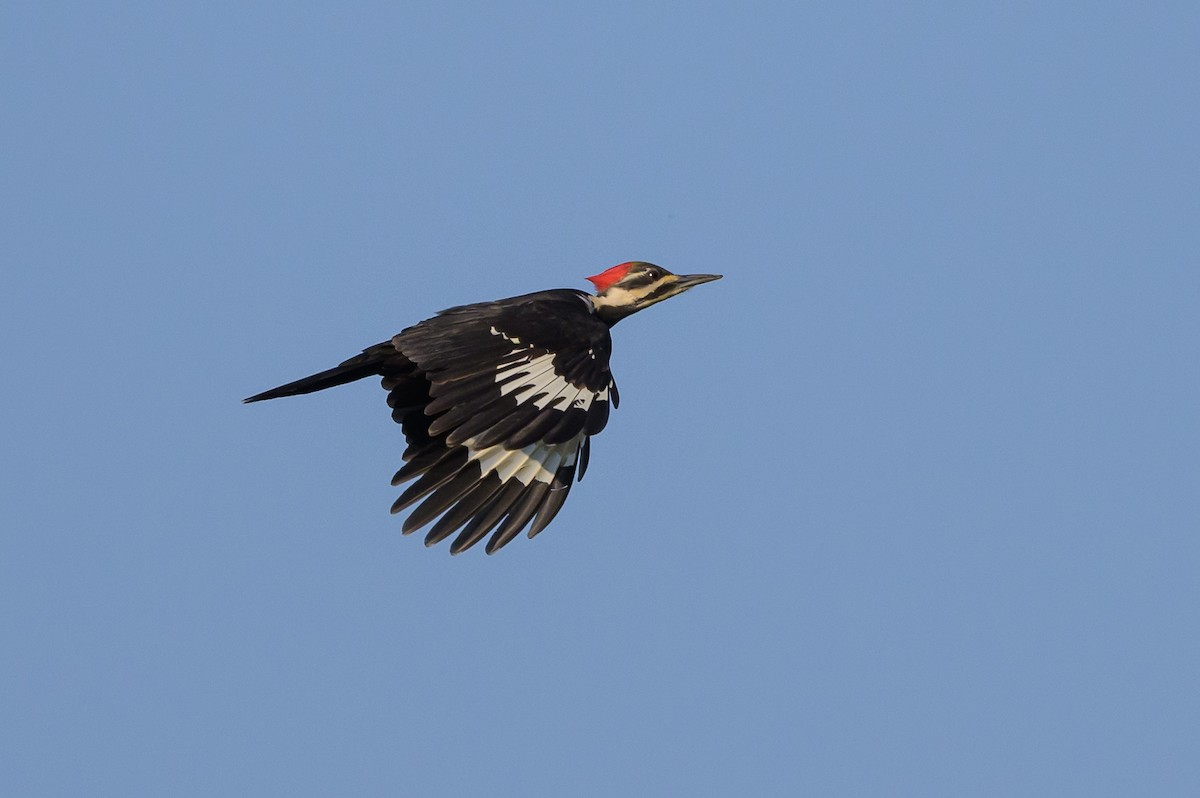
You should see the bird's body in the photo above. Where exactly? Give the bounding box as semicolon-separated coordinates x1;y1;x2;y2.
245;262;720;554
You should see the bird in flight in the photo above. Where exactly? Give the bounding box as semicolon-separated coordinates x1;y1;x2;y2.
245;262;721;554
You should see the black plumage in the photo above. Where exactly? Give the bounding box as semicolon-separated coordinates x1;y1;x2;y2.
245;263;720;554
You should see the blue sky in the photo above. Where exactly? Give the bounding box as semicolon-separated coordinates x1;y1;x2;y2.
3;2;1198;795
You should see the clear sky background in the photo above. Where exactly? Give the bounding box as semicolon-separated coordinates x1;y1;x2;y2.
3;3;1197;796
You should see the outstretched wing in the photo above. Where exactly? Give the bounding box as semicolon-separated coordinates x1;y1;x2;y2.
387;291;617;554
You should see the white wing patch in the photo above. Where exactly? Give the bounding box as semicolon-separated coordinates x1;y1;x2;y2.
494;351;582;411
489;325;523;345
466;432;583;485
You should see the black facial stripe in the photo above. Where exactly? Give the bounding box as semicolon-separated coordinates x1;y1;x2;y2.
636;281;679;304
619;273;659;291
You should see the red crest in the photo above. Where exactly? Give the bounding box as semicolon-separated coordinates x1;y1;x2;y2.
585;262;636;292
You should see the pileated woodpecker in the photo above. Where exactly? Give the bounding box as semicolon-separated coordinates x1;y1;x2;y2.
245;262;721;554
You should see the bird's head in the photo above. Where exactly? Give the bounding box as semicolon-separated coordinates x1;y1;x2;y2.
586;261;722;325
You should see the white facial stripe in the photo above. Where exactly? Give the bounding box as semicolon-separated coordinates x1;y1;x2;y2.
591;285;637;310
591;276;679;312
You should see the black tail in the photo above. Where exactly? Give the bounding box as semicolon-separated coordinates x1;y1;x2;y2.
243;342;400;403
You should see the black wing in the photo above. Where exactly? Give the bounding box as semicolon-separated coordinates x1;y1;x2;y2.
387;290;617;554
